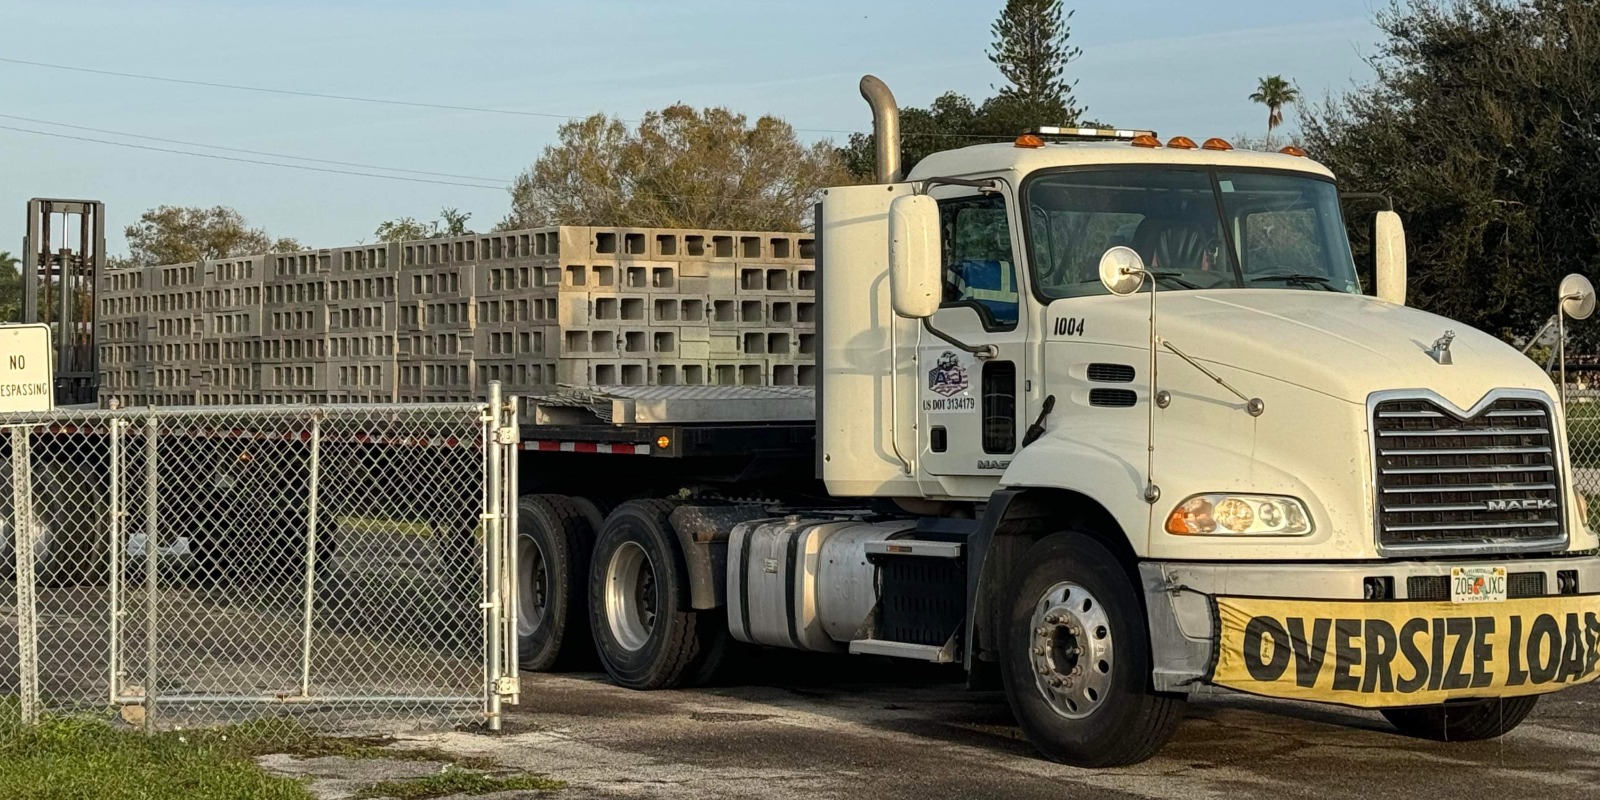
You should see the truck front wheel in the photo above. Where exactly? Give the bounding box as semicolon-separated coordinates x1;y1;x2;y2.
588;500;725;690
1381;696;1538;741
999;532;1184;767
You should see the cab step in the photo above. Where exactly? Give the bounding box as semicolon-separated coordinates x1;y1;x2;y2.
849;638;956;663
864;539;963;558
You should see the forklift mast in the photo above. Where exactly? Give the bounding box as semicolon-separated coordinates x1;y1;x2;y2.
23;198;104;406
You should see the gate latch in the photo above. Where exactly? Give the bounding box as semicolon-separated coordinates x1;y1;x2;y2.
494;424;520;445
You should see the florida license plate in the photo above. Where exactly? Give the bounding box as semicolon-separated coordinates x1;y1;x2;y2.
1451;566;1508;604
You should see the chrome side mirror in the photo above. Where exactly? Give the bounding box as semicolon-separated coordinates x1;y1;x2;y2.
1098;246;1147;296
1561;273;1595;320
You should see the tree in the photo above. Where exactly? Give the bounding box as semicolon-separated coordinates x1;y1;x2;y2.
120;205;302;267
1303;0;1600;349
374;207;474;243
1249;75;1300;144
502;105;850;230
843;3;1089;179
0;251;19;323
989;0;1083;125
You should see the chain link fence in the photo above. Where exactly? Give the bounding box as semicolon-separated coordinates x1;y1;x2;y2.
1566;387;1600;530
0;388;519;734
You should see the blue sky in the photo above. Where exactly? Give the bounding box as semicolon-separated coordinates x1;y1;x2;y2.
0;0;1385;256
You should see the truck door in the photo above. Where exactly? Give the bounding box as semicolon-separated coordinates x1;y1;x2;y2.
917;189;1030;479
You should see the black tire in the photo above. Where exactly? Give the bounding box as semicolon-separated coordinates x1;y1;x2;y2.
588;499;726;690
999;532;1184;767
517;494;599;671
1381;696;1539;741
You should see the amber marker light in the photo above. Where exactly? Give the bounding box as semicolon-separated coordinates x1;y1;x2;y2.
1279;145;1308;157
1202;137;1234;151
1014;133;1046;148
1167;136;1198;150
656;435;671;450
1131;133;1162;148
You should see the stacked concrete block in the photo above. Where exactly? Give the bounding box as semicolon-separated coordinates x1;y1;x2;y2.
195;254;266;404
260;250;332;404
141;261;206;406
97;265;154;405
397;234;478;403
97;224;816;407
326;244;399;403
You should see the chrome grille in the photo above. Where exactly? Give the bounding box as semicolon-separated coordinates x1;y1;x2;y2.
1374;396;1564;553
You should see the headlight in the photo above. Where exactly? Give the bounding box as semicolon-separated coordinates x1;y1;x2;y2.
1165;494;1312;536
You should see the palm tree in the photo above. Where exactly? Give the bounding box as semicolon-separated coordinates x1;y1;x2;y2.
1249;75;1300;146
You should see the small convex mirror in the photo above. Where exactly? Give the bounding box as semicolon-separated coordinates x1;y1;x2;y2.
1098;246;1147;296
1560;273;1595;321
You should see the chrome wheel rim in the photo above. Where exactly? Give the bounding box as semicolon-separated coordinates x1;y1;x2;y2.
1029;581;1114;720
604;541;657;652
516;533;548;637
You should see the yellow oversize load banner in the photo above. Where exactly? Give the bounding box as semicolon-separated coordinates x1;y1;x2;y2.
1210;594;1600;708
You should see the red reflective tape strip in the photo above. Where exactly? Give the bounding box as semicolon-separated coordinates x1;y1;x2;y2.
521;440;650;455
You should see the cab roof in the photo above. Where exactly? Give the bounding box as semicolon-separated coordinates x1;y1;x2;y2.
905;141;1337;183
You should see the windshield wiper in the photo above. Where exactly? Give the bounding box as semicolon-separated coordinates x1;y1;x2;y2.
1251;273;1337;291
1150;271;1201;290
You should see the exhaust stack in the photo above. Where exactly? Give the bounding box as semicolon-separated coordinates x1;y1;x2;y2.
859;75;902;183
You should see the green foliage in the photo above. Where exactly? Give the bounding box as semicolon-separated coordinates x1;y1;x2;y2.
1249;75;1300;141
0;251;20;323
502;105;851;230
843;2;1089;179
374;207;474;243
0;709;556;800
0;714;314;800
352;770;565;799
120;205;303;267
989;0;1083;123
1303;0;1600;349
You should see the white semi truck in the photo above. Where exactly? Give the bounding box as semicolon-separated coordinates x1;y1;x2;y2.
508;76;1600;767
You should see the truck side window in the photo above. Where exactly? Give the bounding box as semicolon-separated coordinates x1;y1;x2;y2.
937;194;1018;330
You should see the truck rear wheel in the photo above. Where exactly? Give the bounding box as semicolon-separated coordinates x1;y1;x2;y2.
1381;696;1539;741
588;499;725;690
517;494;598;671
999;532;1183;767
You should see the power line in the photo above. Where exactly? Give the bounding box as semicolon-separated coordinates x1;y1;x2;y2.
0;55;881;136
0;123;814;208
0;56;585;121
0;124;506;190
0;113;507;183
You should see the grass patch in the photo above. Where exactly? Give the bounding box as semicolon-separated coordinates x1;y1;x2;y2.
0;707;558;800
0;714;315;800
353;771;565;799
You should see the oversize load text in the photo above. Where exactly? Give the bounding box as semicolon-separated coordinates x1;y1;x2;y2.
1211;595;1600;707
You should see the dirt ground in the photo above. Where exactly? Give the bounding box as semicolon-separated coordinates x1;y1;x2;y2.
328;652;1600;800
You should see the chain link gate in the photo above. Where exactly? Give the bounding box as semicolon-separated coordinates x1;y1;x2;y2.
1;384;519;733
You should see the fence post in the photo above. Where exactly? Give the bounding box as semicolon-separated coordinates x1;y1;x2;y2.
108;418;124;707
142;414;159;732
298;414;322;698
485;382;504;732
12;426;38;726
504;395;520;706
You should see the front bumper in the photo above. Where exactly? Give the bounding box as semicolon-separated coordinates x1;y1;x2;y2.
1142;556;1600;705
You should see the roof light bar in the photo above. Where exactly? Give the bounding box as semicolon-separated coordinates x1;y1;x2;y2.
1030;126;1158;141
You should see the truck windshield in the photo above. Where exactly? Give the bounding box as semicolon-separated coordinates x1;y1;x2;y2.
1025;167;1360;299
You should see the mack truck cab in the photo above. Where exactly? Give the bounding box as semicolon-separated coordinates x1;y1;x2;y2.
517;76;1600;769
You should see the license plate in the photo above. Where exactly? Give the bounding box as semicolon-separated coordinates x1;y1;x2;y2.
1451;566;1508;604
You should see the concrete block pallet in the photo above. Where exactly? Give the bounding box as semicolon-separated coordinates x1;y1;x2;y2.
98;224;816;408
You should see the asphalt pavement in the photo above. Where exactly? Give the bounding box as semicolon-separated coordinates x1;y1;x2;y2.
394;651;1600;800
